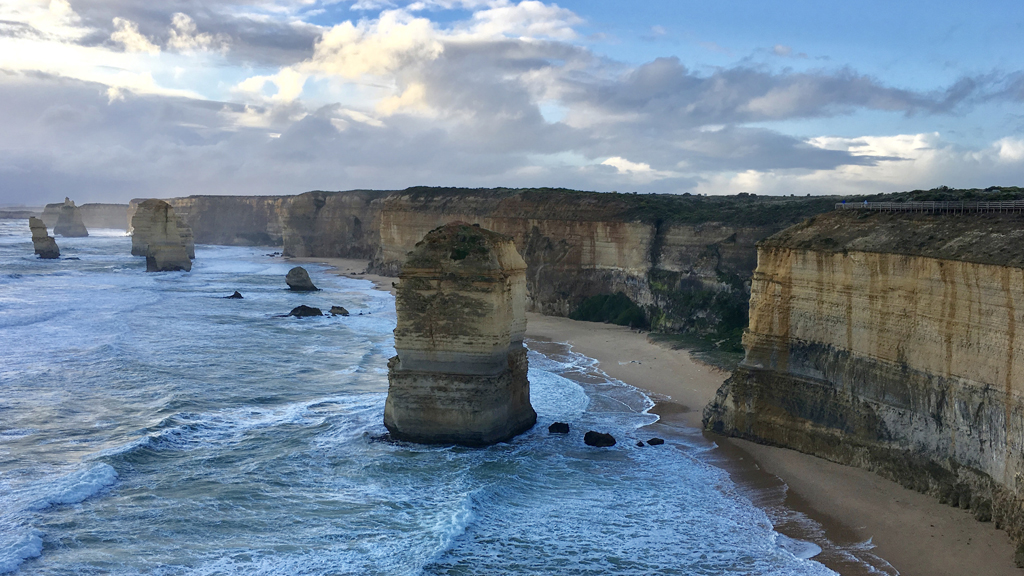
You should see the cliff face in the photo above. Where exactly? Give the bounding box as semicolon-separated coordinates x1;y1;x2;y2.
42;203;128;230
705;210;1024;551
134;196;289;246
370;190;800;328
148;188;834;334
280;190;386;258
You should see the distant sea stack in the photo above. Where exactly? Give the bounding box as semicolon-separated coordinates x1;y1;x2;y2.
130;199;193;272
703;208;1024;559
52;197;88;237
28;217;59;259
384;222;536;446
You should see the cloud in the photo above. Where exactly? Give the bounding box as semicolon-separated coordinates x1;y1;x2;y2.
110;17;159;54
167;13;229;53
2;0;1023;206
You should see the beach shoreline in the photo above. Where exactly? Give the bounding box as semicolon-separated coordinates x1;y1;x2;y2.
304;256;1021;576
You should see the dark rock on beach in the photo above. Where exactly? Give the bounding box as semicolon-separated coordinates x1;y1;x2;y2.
226;291;244;299
647;438;665;446
548;422;569;434
288;305;323;317
286;267;318;291
330;306;349;316
584;431;616;447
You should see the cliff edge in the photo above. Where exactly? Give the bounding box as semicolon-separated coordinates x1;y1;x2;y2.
704;209;1024;560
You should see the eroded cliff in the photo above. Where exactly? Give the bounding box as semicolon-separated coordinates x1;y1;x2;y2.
150;188;837;342
704;209;1024;556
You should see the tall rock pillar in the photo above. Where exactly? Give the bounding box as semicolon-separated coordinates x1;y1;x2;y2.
28;217;60;259
384;222;536;445
53;197;88;237
130;199;194;272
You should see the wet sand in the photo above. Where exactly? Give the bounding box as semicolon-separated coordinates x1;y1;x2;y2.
305;257;1021;576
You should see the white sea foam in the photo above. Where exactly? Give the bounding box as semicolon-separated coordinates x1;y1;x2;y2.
0;529;43;574
25;463;118;511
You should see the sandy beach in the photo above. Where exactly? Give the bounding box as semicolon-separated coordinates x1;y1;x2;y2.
307;257;1021;576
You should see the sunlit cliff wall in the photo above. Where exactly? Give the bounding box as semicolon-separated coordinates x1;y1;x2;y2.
146;188;835;330
705;210;1024;550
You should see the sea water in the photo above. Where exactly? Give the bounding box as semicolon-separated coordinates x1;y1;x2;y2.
0;220;859;575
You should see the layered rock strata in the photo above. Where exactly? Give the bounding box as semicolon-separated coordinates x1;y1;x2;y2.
53;198;88;237
384;222;536;445
704;210;1024;555
130;199;193;272
28;217;59;259
150;188;837;333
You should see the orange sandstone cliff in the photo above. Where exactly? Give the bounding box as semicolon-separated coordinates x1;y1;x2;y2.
704;209;1024;557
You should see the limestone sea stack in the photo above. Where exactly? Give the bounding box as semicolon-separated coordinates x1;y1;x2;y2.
130;199;193;272
384;222;536;446
28;217;59;259
53;197;88;237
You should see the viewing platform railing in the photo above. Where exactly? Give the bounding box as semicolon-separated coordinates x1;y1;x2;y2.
835;200;1024;213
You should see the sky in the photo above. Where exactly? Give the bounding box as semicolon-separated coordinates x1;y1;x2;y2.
2;0;1024;205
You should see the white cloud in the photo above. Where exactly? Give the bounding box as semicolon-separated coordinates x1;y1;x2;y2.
602;156;679;183
463;1;582;40
694;133;1024;196
167;13;229;53
111;17;160;54
304;10;443;79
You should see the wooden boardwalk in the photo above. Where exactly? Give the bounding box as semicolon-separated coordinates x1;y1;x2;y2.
835;200;1024;213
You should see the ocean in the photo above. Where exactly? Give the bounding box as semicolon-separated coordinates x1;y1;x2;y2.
0;221;880;575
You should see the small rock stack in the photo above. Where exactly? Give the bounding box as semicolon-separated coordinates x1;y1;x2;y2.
130;199;194;272
384;222;536;446
53;197;88;237
28;217;59;259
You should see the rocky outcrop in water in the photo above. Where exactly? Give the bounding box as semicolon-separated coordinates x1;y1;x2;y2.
584;431;616;447
703;209;1024;560
53;198;88;237
384;222;536;446
285;267;317;291
288;305;323;317
28;217;59;259
130;199;193;272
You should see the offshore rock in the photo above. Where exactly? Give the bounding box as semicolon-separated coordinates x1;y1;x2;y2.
28;217;59;259
584;431;616;447
548;422;570;434
286;267;318;291
226;291;244;299
53;197;88;237
288;305;323;317
703;210;1024;559
130;199;192;272
384;222;536;446
329;306;349;316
